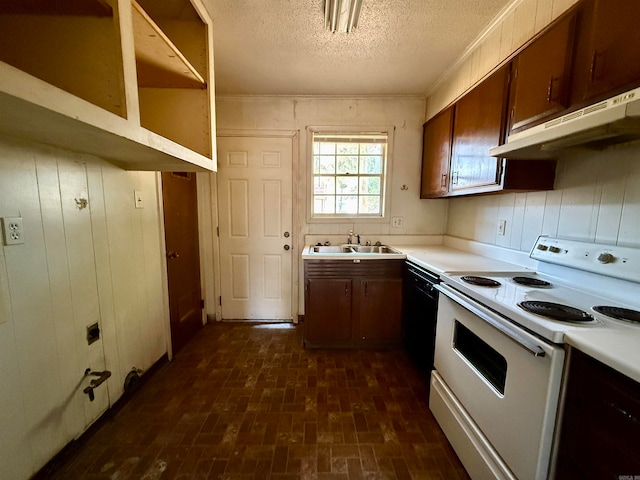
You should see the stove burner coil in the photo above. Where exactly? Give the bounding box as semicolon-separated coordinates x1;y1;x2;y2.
512;276;552;288
461;276;502;287
593;306;640;324
518;301;594;323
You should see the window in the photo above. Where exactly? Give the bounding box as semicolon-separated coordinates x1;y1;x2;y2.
311;131;388;218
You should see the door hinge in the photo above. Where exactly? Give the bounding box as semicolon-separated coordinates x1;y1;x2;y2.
219;296;222;306
216;226;220;237
200;299;205;309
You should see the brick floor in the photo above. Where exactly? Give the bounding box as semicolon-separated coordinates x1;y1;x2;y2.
43;323;470;479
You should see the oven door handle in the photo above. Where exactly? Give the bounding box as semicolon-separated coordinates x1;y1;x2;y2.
436;284;547;358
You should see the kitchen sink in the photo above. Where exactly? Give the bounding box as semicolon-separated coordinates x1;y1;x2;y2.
350;245;402;254
310;245;355;253
307;244;403;255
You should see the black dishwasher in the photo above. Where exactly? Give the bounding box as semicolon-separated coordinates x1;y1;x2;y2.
403;261;439;373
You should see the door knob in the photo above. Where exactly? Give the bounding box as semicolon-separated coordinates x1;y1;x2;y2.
284;245;290;251
167;251;180;259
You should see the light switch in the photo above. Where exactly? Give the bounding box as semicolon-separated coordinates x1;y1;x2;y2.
134;190;144;209
497;219;506;236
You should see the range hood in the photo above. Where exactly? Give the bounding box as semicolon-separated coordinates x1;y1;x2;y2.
490;87;640;159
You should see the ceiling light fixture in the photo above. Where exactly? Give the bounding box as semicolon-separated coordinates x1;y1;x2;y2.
324;0;363;33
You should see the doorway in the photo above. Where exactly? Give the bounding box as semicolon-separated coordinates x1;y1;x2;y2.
216;136;294;321
161;172;203;352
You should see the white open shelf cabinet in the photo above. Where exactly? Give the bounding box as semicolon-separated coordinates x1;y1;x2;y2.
0;0;217;172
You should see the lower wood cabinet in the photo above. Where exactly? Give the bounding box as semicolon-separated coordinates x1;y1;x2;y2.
303;259;403;348
552;348;640;479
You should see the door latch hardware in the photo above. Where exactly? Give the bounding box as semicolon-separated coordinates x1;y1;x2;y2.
83;369;112;401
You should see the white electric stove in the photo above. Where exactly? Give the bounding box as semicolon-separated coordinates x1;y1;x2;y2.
442;236;640;344
430;236;640;480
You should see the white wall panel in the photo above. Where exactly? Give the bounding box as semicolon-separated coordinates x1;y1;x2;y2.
512;0;537;51
534;0;553;33
447;143;640;250
521;192;547;251
617;154;640;247
0;135;168;477
541;189;562;238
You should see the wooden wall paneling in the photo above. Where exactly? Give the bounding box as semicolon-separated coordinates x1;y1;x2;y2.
593;153;626;246
534;0;553;34
509;193;527;250
0;317;29;479
0;15;126;117
57;159;111;424
1;154;63;469
86;161;124;400
541;189;563;238
495;193;516;248
521;191;547;251
137;171;167;361
34;157;85;445
101;167;148;374
512;0;537;52
556;156;601;242
617;159;640;247
0;152;33;480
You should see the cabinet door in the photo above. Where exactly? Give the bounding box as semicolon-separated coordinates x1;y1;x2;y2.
508;13;576;133
571;0;640;104
304;279;352;343
450;66;509;193
420;107;454;198
357;279;402;342
554;349;640;479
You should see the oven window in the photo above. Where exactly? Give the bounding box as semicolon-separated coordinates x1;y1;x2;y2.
454;321;507;395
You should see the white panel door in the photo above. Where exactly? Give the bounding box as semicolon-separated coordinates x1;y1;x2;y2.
217;136;293;320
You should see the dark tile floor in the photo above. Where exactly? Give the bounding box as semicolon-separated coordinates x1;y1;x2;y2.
43;323;470;479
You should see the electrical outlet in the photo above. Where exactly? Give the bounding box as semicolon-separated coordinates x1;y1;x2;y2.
134;190;144;209
497;219;507;236
392;216;403;228
1;217;25;245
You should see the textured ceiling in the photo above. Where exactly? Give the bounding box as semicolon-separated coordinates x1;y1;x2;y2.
206;0;512;96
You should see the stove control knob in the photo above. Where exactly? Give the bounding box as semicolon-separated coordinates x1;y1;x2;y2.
597;252;615;264
548;246;561;253
537;244;548;251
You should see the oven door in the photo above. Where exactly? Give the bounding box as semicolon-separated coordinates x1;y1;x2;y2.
432;284;564;480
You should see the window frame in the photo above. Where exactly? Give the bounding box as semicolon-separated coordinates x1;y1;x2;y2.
306;126;394;223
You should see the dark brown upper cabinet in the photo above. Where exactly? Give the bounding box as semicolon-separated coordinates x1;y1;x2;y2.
508;12;577;134
570;0;640;106
420;106;454;198
449;65;509;194
420;65;556;199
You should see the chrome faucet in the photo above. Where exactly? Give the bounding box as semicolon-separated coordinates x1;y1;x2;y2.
347;229;360;245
